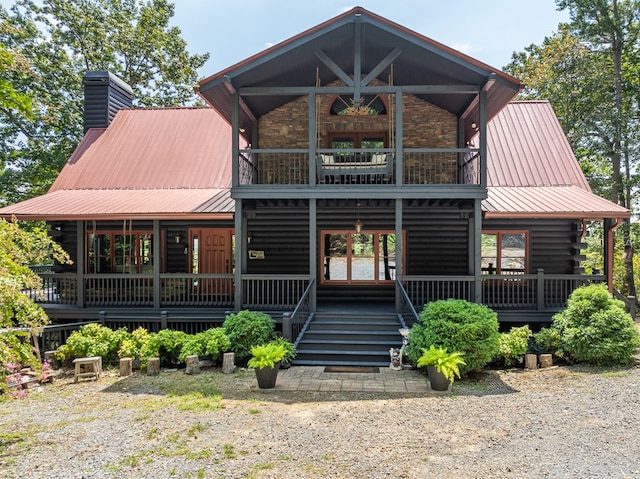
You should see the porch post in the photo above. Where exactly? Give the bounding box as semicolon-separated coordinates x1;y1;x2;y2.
231;91;239;188
309;198;317;311
395;198;403;313
234;199;243;310
152;220;160;309
473;199;482;303
309;90;317;187
76;220;84;307
479;86;488;189
395;89;403;186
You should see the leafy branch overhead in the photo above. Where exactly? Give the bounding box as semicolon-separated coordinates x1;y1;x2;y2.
0;0;209;205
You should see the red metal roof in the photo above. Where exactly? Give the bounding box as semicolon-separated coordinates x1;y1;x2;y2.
484;186;629;219
50;108;233;191
482;101;627;219
0;189;233;221
486;101;591;190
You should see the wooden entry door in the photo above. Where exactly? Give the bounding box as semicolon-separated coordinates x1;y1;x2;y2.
190;228;233;298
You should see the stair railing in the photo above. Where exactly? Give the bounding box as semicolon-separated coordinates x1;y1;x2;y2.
282;278;315;344
397;279;419;328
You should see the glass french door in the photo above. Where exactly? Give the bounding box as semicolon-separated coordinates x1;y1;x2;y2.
321;231;398;284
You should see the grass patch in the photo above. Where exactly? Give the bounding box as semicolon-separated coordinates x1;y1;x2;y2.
223;443;236;459
248;408;261;414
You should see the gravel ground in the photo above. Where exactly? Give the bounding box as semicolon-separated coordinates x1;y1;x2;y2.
2;363;640;479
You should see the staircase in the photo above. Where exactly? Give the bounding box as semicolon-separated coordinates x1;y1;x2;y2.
293;310;404;367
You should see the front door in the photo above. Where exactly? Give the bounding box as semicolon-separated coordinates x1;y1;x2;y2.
190;228;234;299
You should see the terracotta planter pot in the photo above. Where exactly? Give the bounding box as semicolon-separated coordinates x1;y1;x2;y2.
427;366;450;391
254;363;280;389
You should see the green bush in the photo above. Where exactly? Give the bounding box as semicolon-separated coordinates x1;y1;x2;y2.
117;327;150;360
548;284;640;366
140;329;188;366
407;299;500;376
498;325;533;366
223;310;275;363
178;328;231;363
56;323;129;365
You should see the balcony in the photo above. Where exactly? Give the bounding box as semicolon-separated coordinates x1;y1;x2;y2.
238;147;480;187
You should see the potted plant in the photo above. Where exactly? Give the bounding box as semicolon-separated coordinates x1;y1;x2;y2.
416;345;466;391
247;342;286;389
268;336;296;369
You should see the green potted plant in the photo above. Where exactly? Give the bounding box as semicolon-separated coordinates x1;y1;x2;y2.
247;342;286;389
268;336;296;369
416;345;466;391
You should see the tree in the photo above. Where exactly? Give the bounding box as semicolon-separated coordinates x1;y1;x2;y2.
0;0;209;205
505;0;640;296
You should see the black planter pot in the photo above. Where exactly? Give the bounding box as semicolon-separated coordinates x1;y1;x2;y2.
254;363;281;389
427;366;451;391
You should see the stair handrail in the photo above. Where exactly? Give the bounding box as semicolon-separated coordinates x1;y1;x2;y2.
282;278;315;344
396;278;419;327
613;288;637;318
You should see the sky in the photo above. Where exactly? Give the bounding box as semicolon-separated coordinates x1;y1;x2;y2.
171;0;571;79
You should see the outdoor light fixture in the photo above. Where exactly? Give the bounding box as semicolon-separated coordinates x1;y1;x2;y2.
247;232;253;244
355;201;363;233
175;232;182;244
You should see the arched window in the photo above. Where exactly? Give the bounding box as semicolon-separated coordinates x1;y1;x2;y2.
329;94;387;116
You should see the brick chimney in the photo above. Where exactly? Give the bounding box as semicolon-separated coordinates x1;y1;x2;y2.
82;71;133;133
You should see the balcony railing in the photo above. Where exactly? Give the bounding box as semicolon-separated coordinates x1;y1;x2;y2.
238;147;480;186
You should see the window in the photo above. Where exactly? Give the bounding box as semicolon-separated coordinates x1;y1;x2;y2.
481;231;527;274
321;231;399;284
329;94;387;115
87;231;154;273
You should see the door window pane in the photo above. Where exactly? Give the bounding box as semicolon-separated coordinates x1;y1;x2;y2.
351;233;374;280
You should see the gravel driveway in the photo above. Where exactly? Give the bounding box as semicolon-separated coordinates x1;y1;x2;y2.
1;363;639;479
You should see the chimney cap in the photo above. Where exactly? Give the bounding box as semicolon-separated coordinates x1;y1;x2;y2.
83;71;133;97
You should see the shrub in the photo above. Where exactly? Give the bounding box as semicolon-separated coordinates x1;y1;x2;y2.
178;328;231;363
548;284;640;366
498;325;533;366
117;327;150;360
407;299;500;376
140;329;188;366
223;310;275;363
56;323;129;365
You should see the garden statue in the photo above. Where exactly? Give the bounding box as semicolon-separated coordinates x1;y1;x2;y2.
389;348;402;370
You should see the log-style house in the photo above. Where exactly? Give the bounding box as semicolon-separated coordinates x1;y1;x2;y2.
1;8;629;365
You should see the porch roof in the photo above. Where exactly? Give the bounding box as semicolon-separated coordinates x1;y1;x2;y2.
0;188;233;221
483;186;629;220
197;6;522;142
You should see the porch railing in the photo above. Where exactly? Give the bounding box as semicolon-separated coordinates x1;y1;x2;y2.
26;273;235;308
402;271;606;312
237;147;480;186
242;275;311;310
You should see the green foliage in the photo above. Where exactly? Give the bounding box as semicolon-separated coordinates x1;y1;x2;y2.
223;310;275;364
56;323;129;365
498;325;533;366
416;345;466;384
178;328;231;363
246;343;286;369
117;327;150;360
267;336;296;363
532;327;563;355
407;299;500;376
0;0;209;204
140;329;188;367
548;284;640;365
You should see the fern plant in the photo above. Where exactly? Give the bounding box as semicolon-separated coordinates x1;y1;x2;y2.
416;345;466;384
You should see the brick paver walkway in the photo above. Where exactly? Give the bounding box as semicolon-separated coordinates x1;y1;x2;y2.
275;366;434;393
